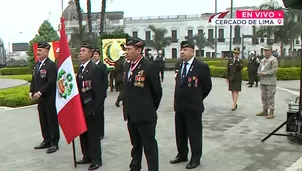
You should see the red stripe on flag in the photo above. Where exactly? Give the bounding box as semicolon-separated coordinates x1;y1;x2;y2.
218;11;229;19
208;11;230;22
57;95;87;143
57;17;87;144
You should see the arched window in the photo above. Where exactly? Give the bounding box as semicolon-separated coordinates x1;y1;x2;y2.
172;48;177;58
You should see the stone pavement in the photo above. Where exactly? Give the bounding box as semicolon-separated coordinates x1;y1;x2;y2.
0;78;27;89
1;71;302;171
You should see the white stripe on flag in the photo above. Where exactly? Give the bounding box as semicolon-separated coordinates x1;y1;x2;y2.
56;56;79;113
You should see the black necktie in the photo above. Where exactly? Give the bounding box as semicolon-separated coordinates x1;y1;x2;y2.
181;62;188;82
36;61;41;71
78;65;84;75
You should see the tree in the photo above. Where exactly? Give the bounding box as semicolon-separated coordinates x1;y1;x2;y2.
146;25;172;51
26;20;60;68
187;33;213;57
69;25;99;61
75;0;83;39
274;10;302;56
87;0;92;33
99;0;107;34
258;0;283;45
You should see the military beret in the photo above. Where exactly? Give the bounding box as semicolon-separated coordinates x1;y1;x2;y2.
126;37;145;48
94;48;100;55
180;41;194;49
81;42;94;50
233;47;240;53
37;42;51;50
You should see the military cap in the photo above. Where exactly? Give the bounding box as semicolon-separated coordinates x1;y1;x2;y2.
94;48;101;55
263;45;272;51
81;42;94;50
37;42;51;50
126;37;145;48
233;47;240;53
180;41;194;49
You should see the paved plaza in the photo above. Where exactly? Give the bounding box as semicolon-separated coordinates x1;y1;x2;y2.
0;71;302;171
0;78;27;89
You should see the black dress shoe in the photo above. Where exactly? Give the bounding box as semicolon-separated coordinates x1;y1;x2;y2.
170;156;188;164
186;161;200;169
34;142;50;149
88;163;101;170
76;159;92;164
46;146;59;153
115;100;120;107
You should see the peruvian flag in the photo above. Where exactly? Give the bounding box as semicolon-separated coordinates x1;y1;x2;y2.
56;17;87;144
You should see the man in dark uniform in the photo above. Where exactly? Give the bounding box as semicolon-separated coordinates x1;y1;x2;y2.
92;48;108;140
247;50;259;87
29;42;60;154
123;37;162;171
170;41;212;169
114;48;126;91
154;50;165;82
76;43;106;170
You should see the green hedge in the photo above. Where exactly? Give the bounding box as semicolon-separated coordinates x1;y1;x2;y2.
0;85;35;107
0;67;32;75
210;66;300;80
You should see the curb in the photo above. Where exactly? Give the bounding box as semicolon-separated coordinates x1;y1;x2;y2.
0;104;37;110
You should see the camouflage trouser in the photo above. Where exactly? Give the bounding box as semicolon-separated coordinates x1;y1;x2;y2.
260;84;276;110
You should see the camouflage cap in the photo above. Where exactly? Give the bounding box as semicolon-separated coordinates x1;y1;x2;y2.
263;45;272;51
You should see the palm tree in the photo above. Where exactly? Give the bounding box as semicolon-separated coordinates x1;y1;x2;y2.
74;0;83;31
87;0;92;33
146;25;172;51
258;0;283;45
99;0;107;35
274;10;302;56
187;33;213;57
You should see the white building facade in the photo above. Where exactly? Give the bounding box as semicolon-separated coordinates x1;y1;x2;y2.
124;6;301;58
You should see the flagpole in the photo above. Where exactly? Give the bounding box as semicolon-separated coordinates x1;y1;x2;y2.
61;0;64;13
214;0;218;58
72;140;77;167
229;0;234;57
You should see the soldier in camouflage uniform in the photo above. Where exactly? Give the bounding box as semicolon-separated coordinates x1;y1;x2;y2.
256;45;278;119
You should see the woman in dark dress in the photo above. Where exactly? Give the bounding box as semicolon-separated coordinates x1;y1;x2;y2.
226;47;243;111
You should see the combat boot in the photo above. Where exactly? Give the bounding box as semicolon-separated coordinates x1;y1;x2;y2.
256;110;268;116
266;110;275;119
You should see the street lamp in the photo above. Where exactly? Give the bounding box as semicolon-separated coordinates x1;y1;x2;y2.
7;31;22;61
214;0;218;58
229;0;234;57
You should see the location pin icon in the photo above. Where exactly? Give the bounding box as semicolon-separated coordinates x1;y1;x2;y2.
277;19;282;24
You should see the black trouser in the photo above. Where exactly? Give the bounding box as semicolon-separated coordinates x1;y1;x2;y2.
99;106;105;137
109;71;115;91
175;110;202;162
248;71;258;84
38;99;60;146
80;115;102;164
127;118;158;171
115;80;123;91
159;69;164;81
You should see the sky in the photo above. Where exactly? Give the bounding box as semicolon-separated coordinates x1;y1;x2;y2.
0;0;285;49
